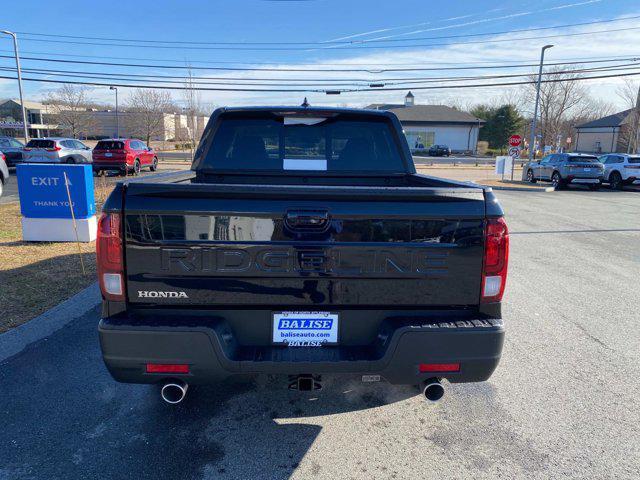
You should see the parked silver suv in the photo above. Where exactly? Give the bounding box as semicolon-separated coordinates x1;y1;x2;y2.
524;153;604;190
22;137;93;164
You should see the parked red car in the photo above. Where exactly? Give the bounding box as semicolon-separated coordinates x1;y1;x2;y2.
92;139;158;176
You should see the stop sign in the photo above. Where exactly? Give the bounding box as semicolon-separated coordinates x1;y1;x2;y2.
509;135;522;147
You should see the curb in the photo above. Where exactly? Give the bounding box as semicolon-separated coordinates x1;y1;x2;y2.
481;184;555;192
0;282;101;363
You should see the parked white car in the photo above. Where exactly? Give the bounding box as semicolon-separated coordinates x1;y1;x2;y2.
0;151;9;198
599;154;640;190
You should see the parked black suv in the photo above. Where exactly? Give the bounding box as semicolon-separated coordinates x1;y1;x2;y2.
0;136;25;167
428;144;451;157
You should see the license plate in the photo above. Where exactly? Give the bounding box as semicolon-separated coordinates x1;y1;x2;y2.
272;311;338;346
584;168;591;171
105;153;112;157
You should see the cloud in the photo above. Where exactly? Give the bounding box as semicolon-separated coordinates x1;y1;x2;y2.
325;8;506;43
358;0;605;42
158;15;639;111
324;0;602;44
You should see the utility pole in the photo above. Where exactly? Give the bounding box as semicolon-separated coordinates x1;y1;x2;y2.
110;86;119;138
1;30;29;142
627;84;640;154
528;44;554;162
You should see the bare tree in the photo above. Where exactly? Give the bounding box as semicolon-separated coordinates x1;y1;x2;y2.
498;88;526;112
522;67;590;149
520;67;620;151
617;79;639;108
616;79;640;153
125;88;175;144
44;85;98;138
182;67;207;158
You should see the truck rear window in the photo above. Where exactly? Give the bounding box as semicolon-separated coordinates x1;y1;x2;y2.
201;115;404;172
95;141;124;150
25;139;55;148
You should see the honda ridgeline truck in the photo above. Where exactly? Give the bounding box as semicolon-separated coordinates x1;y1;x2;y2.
97;107;509;404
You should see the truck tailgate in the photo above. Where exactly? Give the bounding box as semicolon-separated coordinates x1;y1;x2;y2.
123;182;486;307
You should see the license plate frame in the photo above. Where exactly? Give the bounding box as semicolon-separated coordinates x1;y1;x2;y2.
272;311;339;347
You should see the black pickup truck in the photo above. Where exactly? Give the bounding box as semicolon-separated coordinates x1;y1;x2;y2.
97;106;508;404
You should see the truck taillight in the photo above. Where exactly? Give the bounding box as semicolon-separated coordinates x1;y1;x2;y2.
481;217;509;303
97;212;124;301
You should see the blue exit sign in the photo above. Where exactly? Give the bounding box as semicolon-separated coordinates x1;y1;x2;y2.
17;164;96;219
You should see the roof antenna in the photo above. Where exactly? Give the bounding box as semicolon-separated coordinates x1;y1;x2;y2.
301;97;309;108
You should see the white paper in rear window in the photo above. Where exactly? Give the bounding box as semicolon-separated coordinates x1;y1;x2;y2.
283;158;327;170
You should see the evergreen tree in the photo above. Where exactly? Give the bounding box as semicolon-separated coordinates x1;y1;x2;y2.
471;104;524;149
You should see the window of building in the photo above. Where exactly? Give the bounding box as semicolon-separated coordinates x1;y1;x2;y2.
404;130;435;151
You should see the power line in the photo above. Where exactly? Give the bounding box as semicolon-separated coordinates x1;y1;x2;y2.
2;47;636;68
2;53;638;73
359;71;640;92
13;15;640;46
1;70;638;93
3;62;639;87
5;60;639;83
10;26;640;51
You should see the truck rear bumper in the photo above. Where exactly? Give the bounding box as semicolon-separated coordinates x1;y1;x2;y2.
99;315;504;386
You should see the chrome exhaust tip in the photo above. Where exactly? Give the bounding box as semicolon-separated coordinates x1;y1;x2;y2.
422;378;445;402
161;380;188;404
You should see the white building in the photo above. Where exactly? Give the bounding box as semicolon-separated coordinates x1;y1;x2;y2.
367;92;485;153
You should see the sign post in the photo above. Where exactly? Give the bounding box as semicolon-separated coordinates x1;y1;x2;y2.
17;164;97;242
495;156;513;180
508;135;523;181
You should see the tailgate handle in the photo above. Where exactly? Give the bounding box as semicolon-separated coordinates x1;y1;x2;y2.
285;210;330;231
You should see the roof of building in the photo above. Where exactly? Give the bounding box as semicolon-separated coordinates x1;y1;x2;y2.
575;108;636;129
0;98;48;110
365;103;484;124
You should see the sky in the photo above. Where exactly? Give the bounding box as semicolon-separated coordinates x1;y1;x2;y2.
1;0;640;112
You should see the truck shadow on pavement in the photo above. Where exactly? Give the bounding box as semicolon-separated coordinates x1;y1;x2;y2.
0;305;416;480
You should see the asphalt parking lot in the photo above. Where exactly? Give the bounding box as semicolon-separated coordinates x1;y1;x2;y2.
1;188;639;480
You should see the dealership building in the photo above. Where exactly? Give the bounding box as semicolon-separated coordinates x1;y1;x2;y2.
366;92;484;153
0;99;58;139
0;98;208;141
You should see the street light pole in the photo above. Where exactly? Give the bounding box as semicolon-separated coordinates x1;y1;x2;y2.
528;44;554;162
109;86;119;138
1;30;29;142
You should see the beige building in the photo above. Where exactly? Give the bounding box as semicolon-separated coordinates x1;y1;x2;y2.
74;110;208;141
0;98;208;141
574;108;639;154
